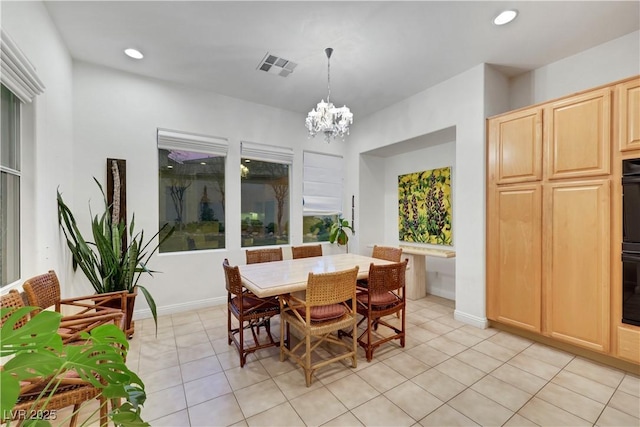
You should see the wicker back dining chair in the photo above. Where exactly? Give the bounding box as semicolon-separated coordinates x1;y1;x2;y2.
279;266;359;386
355;260;408;361
223;259;280;367
359;245;404;290
371;245;403;262
22;270;128;343
245;247;283;264
291;244;323;259
0;289;29;329
0;290;112;427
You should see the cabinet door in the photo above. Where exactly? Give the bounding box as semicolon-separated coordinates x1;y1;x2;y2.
545;180;610;352
618;78;640;152
487;184;542;332
546;89;611;179
617;327;640;364
488;108;542;184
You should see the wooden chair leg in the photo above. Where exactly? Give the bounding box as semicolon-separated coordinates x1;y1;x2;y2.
286;322;290;349
69;403;81;427
239;318;246;367
280;315;286;361
99;395;108;427
305;334;312;387
366;315;374;362
227;306;232;345
351;322;358;368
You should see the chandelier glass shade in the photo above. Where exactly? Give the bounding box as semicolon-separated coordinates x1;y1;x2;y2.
305;48;353;142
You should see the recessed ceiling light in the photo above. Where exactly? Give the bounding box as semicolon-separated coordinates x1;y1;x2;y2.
124;48;144;59
493;10;518;26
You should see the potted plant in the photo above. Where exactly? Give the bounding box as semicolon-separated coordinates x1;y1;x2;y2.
57;178;173;336
0;306;148;426
329;217;353;251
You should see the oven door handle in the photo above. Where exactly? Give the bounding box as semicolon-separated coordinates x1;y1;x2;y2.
622;252;640;262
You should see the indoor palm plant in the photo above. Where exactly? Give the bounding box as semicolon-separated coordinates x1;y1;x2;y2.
57;178;173;334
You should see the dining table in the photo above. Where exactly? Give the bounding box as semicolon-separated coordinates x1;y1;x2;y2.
239;253;396;298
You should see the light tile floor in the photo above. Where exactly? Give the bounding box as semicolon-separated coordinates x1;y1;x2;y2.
56;295;640;426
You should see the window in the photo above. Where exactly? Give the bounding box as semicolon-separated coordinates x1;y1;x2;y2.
0;30;44;287
241;142;292;247
1;85;21;286
158;129;228;253
302;152;344;243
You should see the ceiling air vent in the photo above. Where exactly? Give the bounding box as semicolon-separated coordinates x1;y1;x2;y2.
257;52;297;77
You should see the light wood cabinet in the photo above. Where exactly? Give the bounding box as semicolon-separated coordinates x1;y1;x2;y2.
545;88;611;180
488;108;543;184
618;79;640;152
487;185;542;332
617;326;640;363
487;79;640;363
544;180;610;352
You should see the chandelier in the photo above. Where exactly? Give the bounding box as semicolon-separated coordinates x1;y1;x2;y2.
305;48;353;142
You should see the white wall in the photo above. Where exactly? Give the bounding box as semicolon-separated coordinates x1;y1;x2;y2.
384;139;457;300
71;61;347;316
1;1;75;289
348;64;488;328
510;30;640;109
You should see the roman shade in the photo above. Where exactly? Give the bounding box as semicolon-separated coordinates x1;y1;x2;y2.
157;128;228;156
240;141;293;164
303;151;344;216
1;29;45;103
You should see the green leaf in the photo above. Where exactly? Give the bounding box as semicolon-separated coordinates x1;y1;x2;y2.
329;224;338;243
88;323;129;351
136;285;157;335
60;325;134;389
0;309;63;356
23;419;52;427
63;346;129;389
110;402;150;427
3;352;65;381
0;371;20;422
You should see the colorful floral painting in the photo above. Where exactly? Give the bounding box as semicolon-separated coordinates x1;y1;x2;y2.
398;167;452;245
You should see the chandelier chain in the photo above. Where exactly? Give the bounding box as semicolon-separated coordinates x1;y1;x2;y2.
326;54;331;104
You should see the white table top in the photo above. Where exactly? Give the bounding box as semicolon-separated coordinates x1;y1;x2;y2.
239;253;395;298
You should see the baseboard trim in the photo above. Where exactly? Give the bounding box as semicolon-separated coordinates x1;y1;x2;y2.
454;310;489;329
490;321;640;374
427;288;455;301
132;296;226;320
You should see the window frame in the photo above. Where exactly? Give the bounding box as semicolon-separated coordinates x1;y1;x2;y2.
1;85;22;287
302;151;344;243
240;141;293;248
0;30;44;288
157;128;229;253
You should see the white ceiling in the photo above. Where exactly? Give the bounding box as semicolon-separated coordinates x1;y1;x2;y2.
44;1;639;118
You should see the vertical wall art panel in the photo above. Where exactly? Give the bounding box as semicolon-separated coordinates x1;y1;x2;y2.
398;166;452;245
107;158;127;249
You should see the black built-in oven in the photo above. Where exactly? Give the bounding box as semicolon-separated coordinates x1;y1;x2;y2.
622;158;640;326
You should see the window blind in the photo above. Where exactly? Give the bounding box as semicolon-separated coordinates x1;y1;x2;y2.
1;29;45;103
303;151;344;216
241;141;293;164
157;128;228;156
